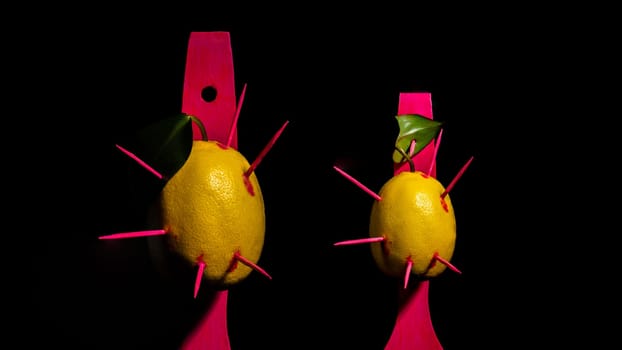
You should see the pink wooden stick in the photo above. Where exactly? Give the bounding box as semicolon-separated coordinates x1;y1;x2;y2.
234;251;272;280
441;155;474;199
226;82;247;148
408;139;416;157
115;144;163;179
194;261;206;298
427;129;443;176
333;165;382;201
245;120;289;177
433;253;462;274
334;236;385;246
98;229;167;240
404;257;413;290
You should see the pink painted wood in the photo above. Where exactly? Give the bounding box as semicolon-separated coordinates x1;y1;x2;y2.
182;31;238;149
385;92;444;350
181;290;231;350
180;31;237;350
393;93;436;177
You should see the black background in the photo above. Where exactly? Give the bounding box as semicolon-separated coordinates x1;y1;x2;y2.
16;11;599;350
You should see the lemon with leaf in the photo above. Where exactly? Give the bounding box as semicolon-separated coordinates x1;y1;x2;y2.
159;139;265;287
371;114;455;278
134;114;267;288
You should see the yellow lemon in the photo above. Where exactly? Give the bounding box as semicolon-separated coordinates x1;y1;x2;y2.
369;170;456;278
159;140;265;287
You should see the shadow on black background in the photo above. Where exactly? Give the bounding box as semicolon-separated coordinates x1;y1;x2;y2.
20;18;559;350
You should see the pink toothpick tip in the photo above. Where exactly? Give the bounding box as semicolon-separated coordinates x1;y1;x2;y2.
333;165;382;201
98;229;167;240
404;256;413;289
408;139;416;157
115;144;163;180
428;129;443;176
441;155;474;199
194;260;206;298
433;253;462;274
245;120;289;177
226;82;248;148
334;236;385;246
234;251;272;280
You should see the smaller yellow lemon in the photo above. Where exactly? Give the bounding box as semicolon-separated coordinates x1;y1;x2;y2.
369;170;456;279
159;140;265;287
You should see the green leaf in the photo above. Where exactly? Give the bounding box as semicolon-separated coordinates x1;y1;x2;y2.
134;113;196;179
392;114;442;163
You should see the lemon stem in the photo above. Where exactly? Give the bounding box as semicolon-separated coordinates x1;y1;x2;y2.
188;115;209;141
394;146;415;172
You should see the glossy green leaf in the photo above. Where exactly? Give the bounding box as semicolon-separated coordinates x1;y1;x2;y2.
392;114;442;163
134;113;196;179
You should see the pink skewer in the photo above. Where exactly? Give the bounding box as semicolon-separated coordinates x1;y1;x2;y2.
404;256;413;289
427;129;443;176
244;120;289;177
226;83;248;148
334;236;385;246
441;155;474;199
333;166;382;201
234;251;272;280
408;139;416;157
98;229;167;240
194;260;206;298
433;252;462;274
115;144;163;180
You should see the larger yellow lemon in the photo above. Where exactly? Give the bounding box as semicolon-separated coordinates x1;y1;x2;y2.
369;170;456;278
159;140;265;287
